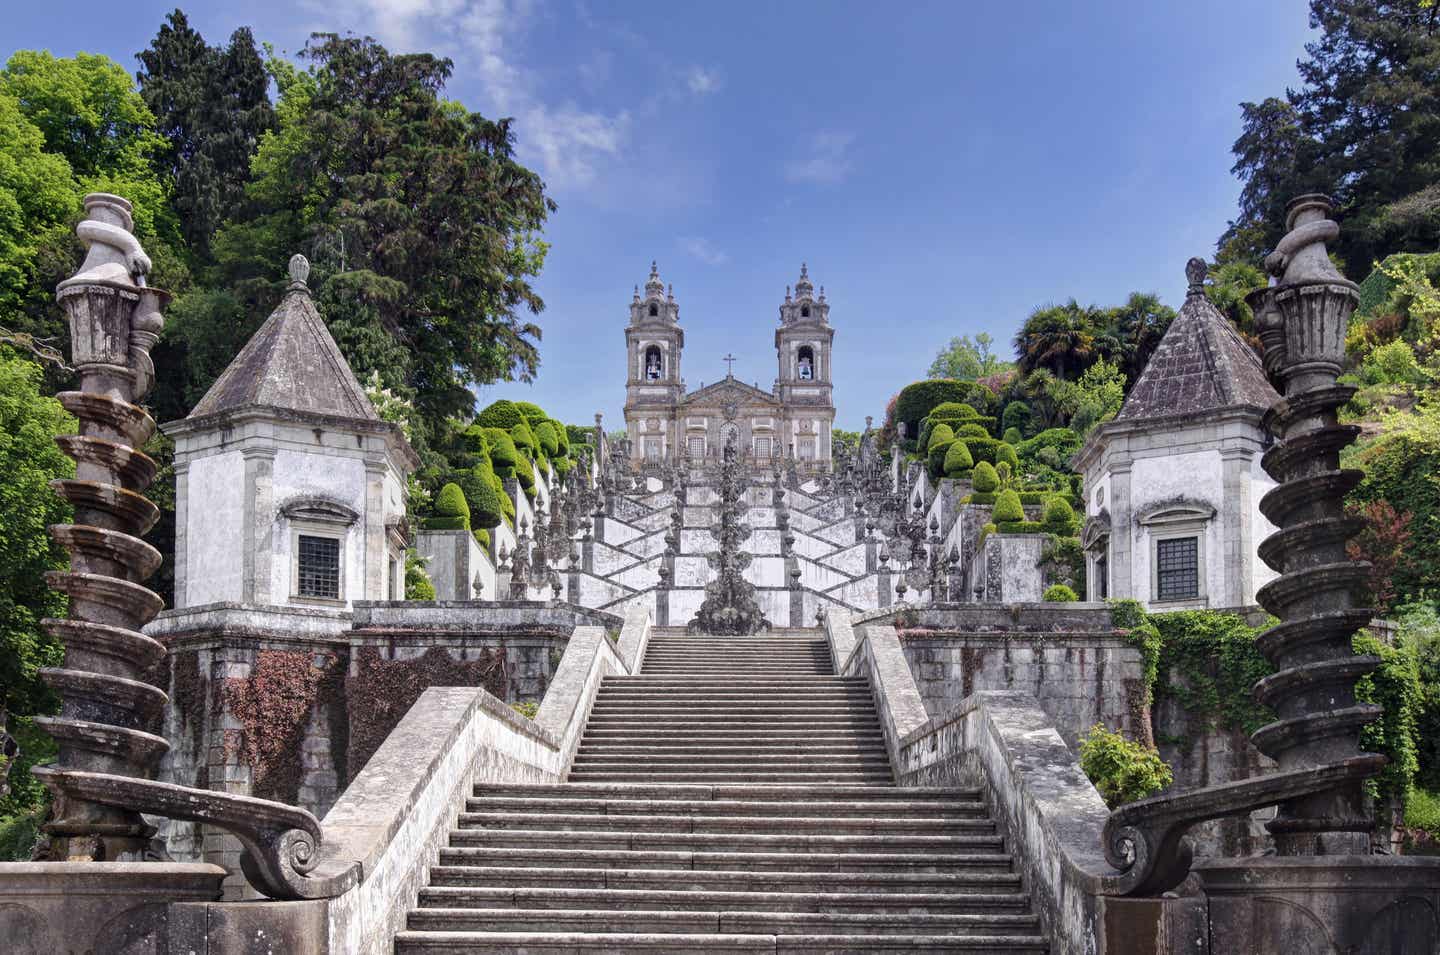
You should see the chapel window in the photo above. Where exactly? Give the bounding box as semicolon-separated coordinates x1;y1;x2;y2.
297;534;341;600
801;306;811;318
649;303;658;317
645;345;663;380
798;346;814;381
1155;537;1198;601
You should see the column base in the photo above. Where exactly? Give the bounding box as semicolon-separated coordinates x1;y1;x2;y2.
1196;854;1440;954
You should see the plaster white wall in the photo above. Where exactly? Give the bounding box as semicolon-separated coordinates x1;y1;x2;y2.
183;449;246;605
1129;450;1223;606
270;448;368;603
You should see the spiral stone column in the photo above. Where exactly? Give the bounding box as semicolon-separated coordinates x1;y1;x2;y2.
35;194;171;861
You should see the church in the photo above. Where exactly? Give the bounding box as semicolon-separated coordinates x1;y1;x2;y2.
622;261;836;471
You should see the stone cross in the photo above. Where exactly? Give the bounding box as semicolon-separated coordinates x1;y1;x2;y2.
722;353;736;376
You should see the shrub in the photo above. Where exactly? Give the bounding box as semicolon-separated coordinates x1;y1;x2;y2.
895;380;996;438
1003;427;1022;445
1042;495;1077;532
405;551;437;599
1043;583;1078;602
534;420;561;457
992;488;1025;523
549;420;571;454
930;401;980;421
461;423;489;458
927;423;956;476
510;420;538;457
1001;400;1033;437
1356;629;1422;820
956;423;989;438
514;454;536;496
1361;339;1429;387
455;463;504;529
1079;724;1173;808
476;399;525;430
425;483;470;530
1407;786;1440;835
514;401;548;424
473;527;491;550
511;700;539;719
995;442;1019;469
972;461;1000;493
943;439;974;478
1152;610;1275;736
484;428;520;475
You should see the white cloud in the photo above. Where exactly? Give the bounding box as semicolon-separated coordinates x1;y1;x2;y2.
524;103;631;188
784;130;857;185
686;66;723;95
680;237;728;266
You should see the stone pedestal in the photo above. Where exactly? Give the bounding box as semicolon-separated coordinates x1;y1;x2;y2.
1197;855;1440;954
0;861;225;954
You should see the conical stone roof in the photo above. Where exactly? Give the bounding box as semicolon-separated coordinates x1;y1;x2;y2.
187;256;377;422
1116;259;1279;421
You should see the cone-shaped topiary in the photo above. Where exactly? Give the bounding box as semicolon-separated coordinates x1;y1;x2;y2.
1002;427;1022;445
957;423;989;438
995;442;1020;469
484;428;520;476
972;460;1000;493
1001;400;1032;436
535;420;561;457
459;461;505;529
943;439;974;478
1043;584;1078;602
477;399;525;430
930;401;979;421
992;488;1025;523
927;423;956;477
1042;495;1077;531
426;482;471;530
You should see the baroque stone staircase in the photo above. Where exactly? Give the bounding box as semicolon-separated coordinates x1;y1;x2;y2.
394;627;1048;952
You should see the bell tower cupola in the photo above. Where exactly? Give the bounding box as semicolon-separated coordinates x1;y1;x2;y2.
774;262;836;465
624;261;686;463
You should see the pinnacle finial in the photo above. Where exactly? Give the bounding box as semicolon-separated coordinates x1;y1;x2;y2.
289;253;311;289
800;262;808;279
1185;257;1206;296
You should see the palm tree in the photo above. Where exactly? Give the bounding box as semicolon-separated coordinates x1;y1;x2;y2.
1013;300;1098;380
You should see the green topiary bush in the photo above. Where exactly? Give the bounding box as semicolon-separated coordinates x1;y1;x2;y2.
972;461;1000;493
956;423;989;438
405;552;436;599
1001;400;1033;437
927;423;956;478
1002;427;1022;445
1043;583;1079;602
895;380;997;438
514;401;547;424
930;401;980;421
425;482;471;530
473;527;491;550
477;399;525;430
484;428;520;476
456;462;504;529
534;420;561;457
943;438;974;478
1079;724;1173;808
548;420;571;454
510;420;538;457
1042;495;1077;533
514;453;537;496
995;442;1020;469
992;488;1025;523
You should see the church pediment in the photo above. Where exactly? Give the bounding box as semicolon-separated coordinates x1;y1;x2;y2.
682;378;779;408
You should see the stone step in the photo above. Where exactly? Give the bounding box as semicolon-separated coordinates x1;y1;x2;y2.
574;744;889;757
602;678;866;687
446;828;1001;855
415;885;1032;914
568;756;892;771
436;846;1016;874
473;784;966;800
463;796;985;819
596;688;869;698
567;771;894;785
456;812;994;836
586;704;878;716
405;907;1042;936
577;729;887;742
581;717;883;729
425;865;1022;895
394;930;1050;953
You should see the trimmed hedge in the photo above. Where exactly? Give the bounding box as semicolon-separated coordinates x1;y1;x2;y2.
995;442;1019;469
484;428;520;475
993;489;1025;523
1001;401;1032;437
1043;496;1078;534
928;423;956;478
1044;584;1079;602
943;439;974;478
997;520;1045;534
425;482;471;530
1002;427;1022;445
477;399;525;430
972;461;999;493
964;490;1058;507
510;420;538;457
956;423;990;438
514;453;537;495
455;462;504;529
895;380;997;438
474;527;491;550
514;400;547;424
549;420;571;454
534;420;561;457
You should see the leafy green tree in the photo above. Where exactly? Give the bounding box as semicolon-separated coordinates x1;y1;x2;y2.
1223;1;1440;269
1096;293;1175;384
927;332;1012;380
1013;300;1099;380
0;350;73;816
136;9;274;263
213;34;554;462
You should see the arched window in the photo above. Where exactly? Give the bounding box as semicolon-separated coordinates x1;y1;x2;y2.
801;305;811;318
648;303;659;317
644;345;663;380
797;345;815;381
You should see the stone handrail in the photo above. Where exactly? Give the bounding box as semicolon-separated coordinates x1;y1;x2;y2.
826;612;1135;952
168;612;643;954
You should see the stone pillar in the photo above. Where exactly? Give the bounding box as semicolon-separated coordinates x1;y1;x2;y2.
1219;446;1254;607
363;457;387;600
1108;462;1133;600
241;447;276;604
173;459;190;607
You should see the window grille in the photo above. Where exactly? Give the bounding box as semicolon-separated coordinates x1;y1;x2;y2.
297;535;340;599
1155;537;1198;601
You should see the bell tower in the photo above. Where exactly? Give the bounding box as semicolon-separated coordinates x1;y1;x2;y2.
623;261;685;464
775;263;836;466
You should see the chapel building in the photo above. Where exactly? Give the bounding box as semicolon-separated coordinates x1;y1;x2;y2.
622;262;836;471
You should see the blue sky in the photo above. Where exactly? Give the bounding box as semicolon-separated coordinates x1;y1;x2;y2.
6;0;1314;430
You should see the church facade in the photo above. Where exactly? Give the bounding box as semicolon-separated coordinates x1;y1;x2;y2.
622;262;836;471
